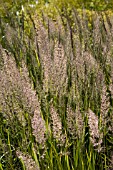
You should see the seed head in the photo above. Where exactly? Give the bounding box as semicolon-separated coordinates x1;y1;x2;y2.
16;150;40;170
87;109;103;152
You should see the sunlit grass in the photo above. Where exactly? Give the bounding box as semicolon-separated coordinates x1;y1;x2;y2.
0;1;113;170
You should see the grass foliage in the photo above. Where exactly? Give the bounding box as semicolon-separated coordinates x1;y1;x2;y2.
0;1;113;170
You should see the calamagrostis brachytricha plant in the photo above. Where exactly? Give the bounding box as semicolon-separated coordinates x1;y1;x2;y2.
34;19;52;92
51;41;67;93
31;110;46;145
34;18;67;94
50;105;65;145
67;106;84;139
92;13;101;46
16;150;40;170
87;109;103;152
0;46;46;145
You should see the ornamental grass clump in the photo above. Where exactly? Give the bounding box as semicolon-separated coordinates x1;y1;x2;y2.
1;2;113;169
34;16;68;95
0;46;46;146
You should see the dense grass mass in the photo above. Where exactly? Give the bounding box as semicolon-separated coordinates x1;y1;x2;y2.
0;1;113;170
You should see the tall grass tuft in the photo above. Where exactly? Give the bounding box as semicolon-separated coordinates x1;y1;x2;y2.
0;2;113;169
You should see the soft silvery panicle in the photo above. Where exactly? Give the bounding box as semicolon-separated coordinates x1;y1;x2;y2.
100;85;110;127
50;105;65;145
16;150;40;170
93;13;101;45
87;109;103;152
51;41;67;93
34;20;52;93
34;18;67;94
67;106;84;139
31;110;46;145
0;47;46;145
